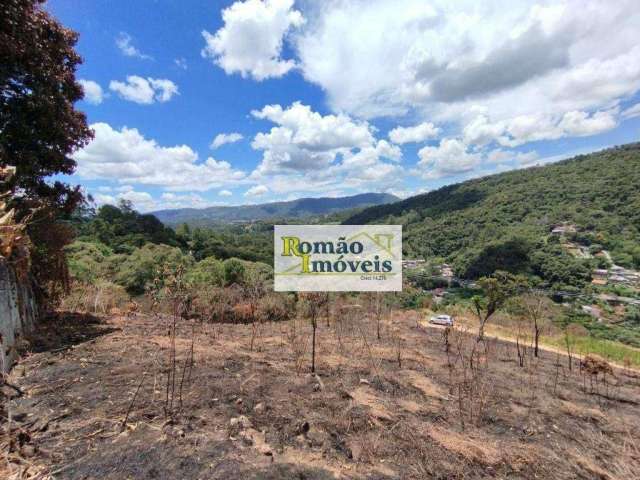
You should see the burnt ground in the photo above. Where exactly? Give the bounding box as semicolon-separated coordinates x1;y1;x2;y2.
2;310;640;479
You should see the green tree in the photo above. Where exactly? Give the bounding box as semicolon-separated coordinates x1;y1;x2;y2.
185;257;225;287
113;244;193;295
472;271;525;341
223;258;246;286
1;0;93;209
65;240;113;283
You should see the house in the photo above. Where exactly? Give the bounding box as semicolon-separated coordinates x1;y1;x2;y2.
402;259;425;270
440;263;454;278
581;305;602;320
551;223;577;236
591;268;608;285
597;294;640;307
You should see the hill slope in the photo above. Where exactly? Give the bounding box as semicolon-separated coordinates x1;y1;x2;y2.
152;192;398;226
346;143;640;283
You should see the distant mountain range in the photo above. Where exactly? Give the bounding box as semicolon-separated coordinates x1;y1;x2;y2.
152;192;399;226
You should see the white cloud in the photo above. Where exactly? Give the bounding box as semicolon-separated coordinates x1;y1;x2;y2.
109;76;178;104
557;110;618;137
174;57;188;70
250;101;374;174
462;109;618;148
148;78;179;102
78;79;104;105
294;0;640;134
244;184;269;197
211;132;244;149
158;192;219;210
93;189;154;211
487;149;539;166
74;122;247;191
92;188;223;213
463;115;507;146
248;102;403;193
218;189;233;197
93;193;116;205
417;138;481;179
388;122;440;144
486;149;512;164
515;151;540;166
622;103;640;119
202;0;304;80
115;32;152;60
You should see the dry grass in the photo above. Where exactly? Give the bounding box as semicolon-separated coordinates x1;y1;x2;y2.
2;307;640;479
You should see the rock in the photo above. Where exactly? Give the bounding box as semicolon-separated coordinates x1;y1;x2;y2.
20;445;36;458
239;430;254;446
259;444;273;457
359;378;370;385
254;402;265;414
307;426;329;448
346;440;363;461
294;420;310;435
229;415;253;432
294;434;309;448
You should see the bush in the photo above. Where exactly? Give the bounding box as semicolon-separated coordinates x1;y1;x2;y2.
186;257;225;287
61;280;129;314
257;293;295;322
223;258;246;286
190;285;242;323
113;243;194;295
66;240;113;283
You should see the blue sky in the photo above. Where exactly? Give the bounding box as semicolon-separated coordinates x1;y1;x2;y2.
48;0;640;212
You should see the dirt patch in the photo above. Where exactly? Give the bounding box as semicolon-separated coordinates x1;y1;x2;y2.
2;311;639;479
425;425;502;466
398;369;447;401
348;386;394;423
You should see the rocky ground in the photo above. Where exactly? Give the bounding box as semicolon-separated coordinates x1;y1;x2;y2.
2;309;639;479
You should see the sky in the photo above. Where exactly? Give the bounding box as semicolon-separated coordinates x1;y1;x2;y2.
47;0;640;212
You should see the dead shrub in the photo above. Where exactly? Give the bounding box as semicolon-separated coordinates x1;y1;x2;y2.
231;302;255;324
445;326;498;430
190;285;242;323
61;280;129;314
257;293;295;323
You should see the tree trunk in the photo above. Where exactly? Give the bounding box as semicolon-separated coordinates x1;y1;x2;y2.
477;318;486;341
311;321;317;373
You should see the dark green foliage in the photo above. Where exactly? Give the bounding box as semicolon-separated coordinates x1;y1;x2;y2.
65;240;113;283
178;223;273;264
454;237;533;279
1;0;93;210
346;144;640;283
223;258;246;286
529;245;592;290
185;257;225;287
75;200;177;253
113;244;193;295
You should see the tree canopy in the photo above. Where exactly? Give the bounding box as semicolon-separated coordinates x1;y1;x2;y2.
1;0;93;211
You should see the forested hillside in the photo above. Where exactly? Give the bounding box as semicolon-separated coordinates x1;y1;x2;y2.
347;143;640;286
153;192;398;226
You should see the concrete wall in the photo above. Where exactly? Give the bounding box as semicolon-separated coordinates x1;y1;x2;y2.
0;257;37;373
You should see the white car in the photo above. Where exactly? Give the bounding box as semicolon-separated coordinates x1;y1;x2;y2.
429;314;454;326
